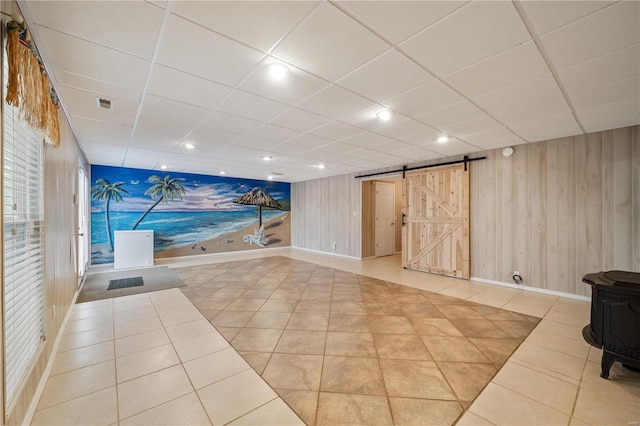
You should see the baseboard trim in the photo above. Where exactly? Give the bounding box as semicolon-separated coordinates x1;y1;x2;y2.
291;246;361;261
23;284;83;424
470;276;590;301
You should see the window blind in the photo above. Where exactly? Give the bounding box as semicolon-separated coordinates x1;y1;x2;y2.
3;35;46;403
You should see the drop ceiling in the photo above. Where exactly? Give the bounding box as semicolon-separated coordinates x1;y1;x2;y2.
18;0;640;183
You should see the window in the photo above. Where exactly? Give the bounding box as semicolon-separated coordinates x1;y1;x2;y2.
2;32;46;404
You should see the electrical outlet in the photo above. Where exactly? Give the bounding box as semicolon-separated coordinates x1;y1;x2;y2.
332;241;336;250
514;270;520;276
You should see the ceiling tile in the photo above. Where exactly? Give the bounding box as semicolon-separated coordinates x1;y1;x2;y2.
282;134;332;150
416;101;486;129
147;65;232;109
72;117;132;146
337;49;434;101
441;116;503;138
58;86;138;122
239;59;329;105
557;44;640;93
297;85;373;119
314;142;361;155
136;95;210;137
494;97;573;126
520;1;615;35
247;124;302;142
157;14;264;86
54;69;142;103
341;132;393;148
309;121;366;140
569;76;639;110
370;140;414;154
233;136;281;150
27;1;164;59
269;108;331;133
444;42;549;98
540;2;639;70
131;128;185;151
337;1;466;44
473;74;563;114
383;79;464;117
272;2;390;81
392;146;441;162
362;152;406;165
188;126;241;148
68;107;133;129
423;140;482;157
341;104;400;131
510;113;583;142
200;112;262;135
216;91;290;122
374;118;435;139
461;128;526;151
400;1;530;76
35;26;150;90
577;97;640;133
172;1;319;52
401;129;447;147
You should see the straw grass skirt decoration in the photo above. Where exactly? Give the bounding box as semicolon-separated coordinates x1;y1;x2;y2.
5;20;60;147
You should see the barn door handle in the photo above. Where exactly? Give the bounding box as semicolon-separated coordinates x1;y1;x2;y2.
402;213;406;227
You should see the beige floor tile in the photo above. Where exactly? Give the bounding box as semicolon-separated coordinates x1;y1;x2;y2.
38;360;116;410
120;392;211;426
420;336;490;363
468;337;522;367
260;299;298;313
64;314;114;335
197;369;278;425
225;297;268;311
239;351;272;374
438;362;497;401
581;360;640;397
467;286;520;308
117;365;194;419
115;328;170;358
184;347;251;389
275;330;327;355
470;383;569;426
74;298;113;311
511;342;585;380
543;309;590;328
389;397;463;426
155;300;204;327
328;314;369;332
320;356;386;395
524;327;590;358
399;303;444;318
276;389;319;426
216;326;242;341
573;385;640;426
114;315;164;339
295;301;331;315
114;306;158;324
116;343;180;383
455;411;495;425
173;331;229;362
379;359;456;400
50;341;114;376
57;325;114;353
372;334;432;360
439;281;491;299
229;398;304;425
232;328;283;352
533;319;584;341
315;393;392;426
69;304;113;321
32;386;118;426
165;318;213;342
149;288;188;305
210;310;256;327
492;319;538;339
325;331;377;357
368;315;416;334
263;353;324;391
411;317;463;336
492;362;578;415
246;311;292;329
449;318;511;338
113;297;153;313
287;313;329;331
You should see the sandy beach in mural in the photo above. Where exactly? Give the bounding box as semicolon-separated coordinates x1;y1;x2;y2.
156;213;290;259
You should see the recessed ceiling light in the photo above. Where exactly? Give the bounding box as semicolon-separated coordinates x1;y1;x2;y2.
437;136;449;143
267;63;289;81
160;165;168;170
267;175;274;180
219;171;226;175
185;142;194;149
376;109;393;121
262;155;273;161
317;164;325;169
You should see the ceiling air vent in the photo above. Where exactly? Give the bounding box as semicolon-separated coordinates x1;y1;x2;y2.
96;97;113;110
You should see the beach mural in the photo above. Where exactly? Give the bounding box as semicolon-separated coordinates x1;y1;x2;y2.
90;165;291;265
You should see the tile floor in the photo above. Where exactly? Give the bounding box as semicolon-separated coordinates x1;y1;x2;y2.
175;256;539;425
30;249;640;425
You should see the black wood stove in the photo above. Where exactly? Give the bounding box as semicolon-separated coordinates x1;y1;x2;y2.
582;271;640;378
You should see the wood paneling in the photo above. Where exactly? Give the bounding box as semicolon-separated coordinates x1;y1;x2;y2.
292;125;640;296
361;181;375;257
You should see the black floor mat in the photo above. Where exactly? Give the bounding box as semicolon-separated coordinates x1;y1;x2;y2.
107;276;144;290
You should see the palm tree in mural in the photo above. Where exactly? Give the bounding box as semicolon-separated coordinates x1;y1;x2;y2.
132;174;186;230
91;178;129;252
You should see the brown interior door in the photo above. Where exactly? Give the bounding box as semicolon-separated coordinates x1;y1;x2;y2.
402;164;470;279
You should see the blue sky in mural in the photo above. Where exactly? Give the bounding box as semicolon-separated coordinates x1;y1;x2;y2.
91;165;290;213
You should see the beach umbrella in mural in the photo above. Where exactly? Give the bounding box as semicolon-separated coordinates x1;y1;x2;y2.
233;187;283;227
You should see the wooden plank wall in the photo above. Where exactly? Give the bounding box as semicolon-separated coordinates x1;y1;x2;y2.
292;125;640;296
5;109;83;425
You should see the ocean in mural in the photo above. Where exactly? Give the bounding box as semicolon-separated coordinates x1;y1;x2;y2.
90;165;291;265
